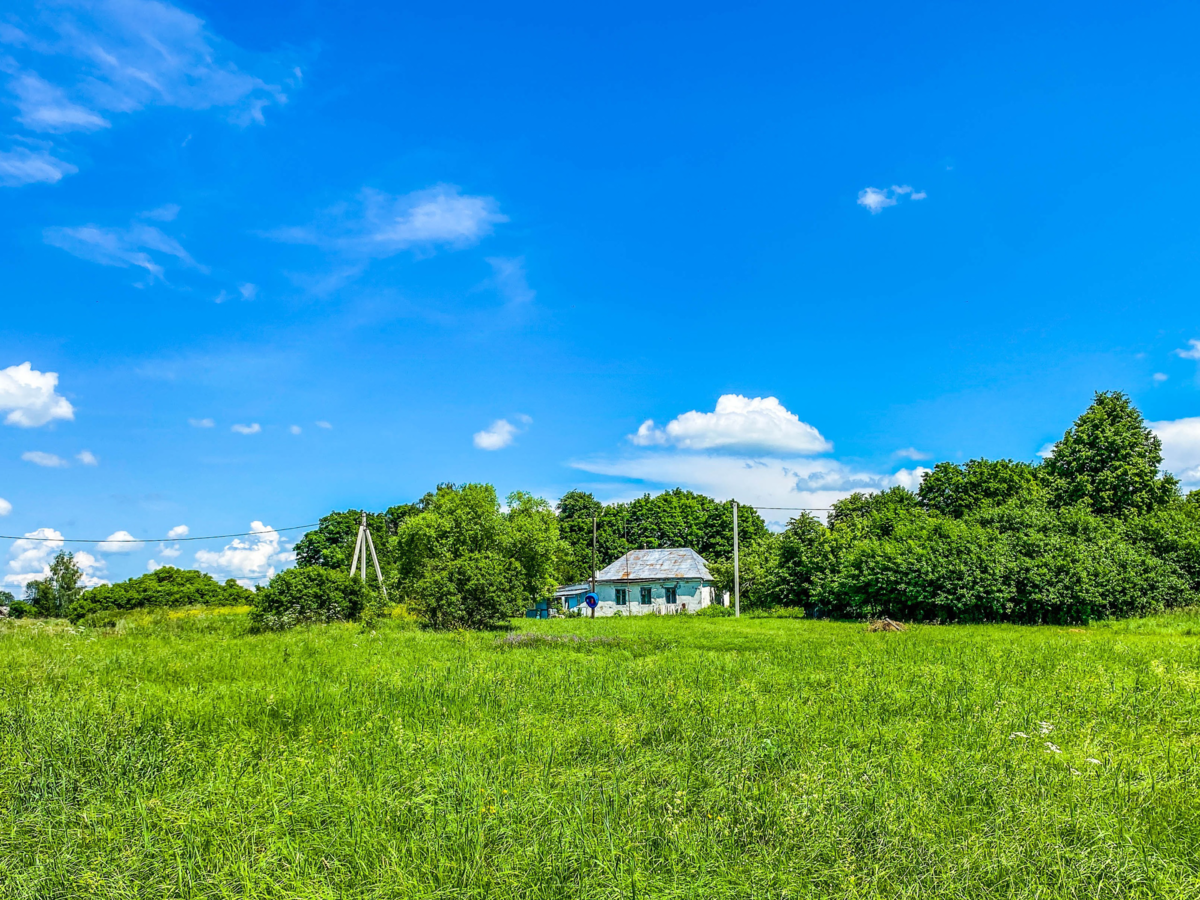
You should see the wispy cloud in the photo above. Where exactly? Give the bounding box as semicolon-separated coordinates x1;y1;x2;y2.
43;221;202;281
630;395;831;455
188;417;214;428
0;362;75;427
22;450;68;467
485;256;535;304
270;184;506;259
893;447;930;460
7;71;112;133
0;146;77;186
857;184;927;214
231;423;261;435
1174;339;1200;361
76;449;98;465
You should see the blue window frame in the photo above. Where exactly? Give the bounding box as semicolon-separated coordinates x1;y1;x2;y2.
665;586;677;604
615;588;628;605
640;587;653;604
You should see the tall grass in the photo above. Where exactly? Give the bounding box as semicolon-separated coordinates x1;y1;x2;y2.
1;609;1198;898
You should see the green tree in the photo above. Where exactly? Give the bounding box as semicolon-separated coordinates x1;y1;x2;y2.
294;509;393;572
1045;391;1179;516
249;567;371;632
409;552;526;630
504;491;570;604
66;567;255;622
24;551;84;618
918;459;1044;517
773;514;834;608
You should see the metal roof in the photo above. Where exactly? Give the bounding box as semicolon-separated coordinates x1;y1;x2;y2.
594;548;713;583
553;582;591;598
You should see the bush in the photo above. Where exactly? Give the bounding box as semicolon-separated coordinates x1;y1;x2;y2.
409;552;526;630
693;603;734;617
249;567;371;632
6;601;34;619
68;567;254;622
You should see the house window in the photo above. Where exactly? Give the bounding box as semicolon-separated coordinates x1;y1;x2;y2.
615;588;628;605
665;586;677;604
640;587;653;604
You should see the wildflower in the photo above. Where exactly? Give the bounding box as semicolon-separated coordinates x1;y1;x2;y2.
1044;742;1062;753
1038;722;1054;735
1009;732;1028;739
1085;758;1101;765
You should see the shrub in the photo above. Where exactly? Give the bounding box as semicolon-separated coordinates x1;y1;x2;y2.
68;567;254;622
409;551;525;630
249;567;370;632
6;601;35;619
693;603;734;617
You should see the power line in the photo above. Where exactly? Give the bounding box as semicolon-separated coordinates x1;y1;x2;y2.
747;506;833;511
0;523;319;544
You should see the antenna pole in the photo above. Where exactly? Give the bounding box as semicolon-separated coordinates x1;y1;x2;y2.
733;501;740;618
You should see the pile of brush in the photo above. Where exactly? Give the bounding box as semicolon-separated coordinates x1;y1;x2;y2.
866;618;907;632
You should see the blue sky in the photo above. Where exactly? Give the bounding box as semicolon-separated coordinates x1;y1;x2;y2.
5;0;1200;587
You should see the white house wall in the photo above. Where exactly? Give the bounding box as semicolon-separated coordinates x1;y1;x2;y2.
582;579;716;617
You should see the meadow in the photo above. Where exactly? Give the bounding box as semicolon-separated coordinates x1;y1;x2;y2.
1;610;1198;899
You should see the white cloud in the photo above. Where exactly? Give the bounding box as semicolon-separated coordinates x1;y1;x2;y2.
239;282;257;300
315;420;332;429
43;221;202;281
167;525;189;539
139;203;180;221
1150;416;1200;487
857;184;926;214
474;418;522;450
22;450;67;467
1;0;287;128
76;449;98;465
0;498;10;516
629;395;831;455
189;417;214;427
271;184;507;259
0;362;75;427
231;423;261;434
1037;442;1057;459
1174;339;1200;361
0;146;78;186
1153;372;1169;382
485;256;535;304
157;544;182;558
98;530;145;552
3;527;105;587
572;454;927;526
893;447;929;461
193;521;292;585
8;71;112;133
289;425;301;435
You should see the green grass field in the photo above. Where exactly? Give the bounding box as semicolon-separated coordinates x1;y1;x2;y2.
2;610;1199;899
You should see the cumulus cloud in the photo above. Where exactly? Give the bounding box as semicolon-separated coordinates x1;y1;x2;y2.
188;417;214;427
572;454;929;526
167;525;189;539
1175;339;1200;361
0;146;78;186
193;521;293;585
270;184;506;259
231;422;261;434
1150;416;1200;487
474;417;525;450
97;530;145;552
4;527;106;587
43;221;202;281
485;256;535;304
630;395;831;455
0;498;11;516
0;362;75;427
76;449;98;465
22;450;68;467
857;184;927;214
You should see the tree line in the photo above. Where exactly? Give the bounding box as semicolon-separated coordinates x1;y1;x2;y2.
12;391;1200;628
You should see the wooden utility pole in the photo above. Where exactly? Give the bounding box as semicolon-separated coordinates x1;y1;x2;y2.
590;516;597;619
349;511;388;600
732;501;740;618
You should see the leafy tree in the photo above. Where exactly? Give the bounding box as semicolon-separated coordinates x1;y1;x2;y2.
918;459;1043;518
773;514;834;608
504;491;570;604
709;534;781;610
0;590;13;607
1044;391;1179;516
295;509;393;573
67;567;254;622
409;552;526;630
249;567;371;631
24;551;83;618
827;486;923;537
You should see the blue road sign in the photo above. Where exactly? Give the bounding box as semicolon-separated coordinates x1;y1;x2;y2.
584;592;598;609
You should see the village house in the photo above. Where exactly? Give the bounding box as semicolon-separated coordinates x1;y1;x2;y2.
581;548;721;617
